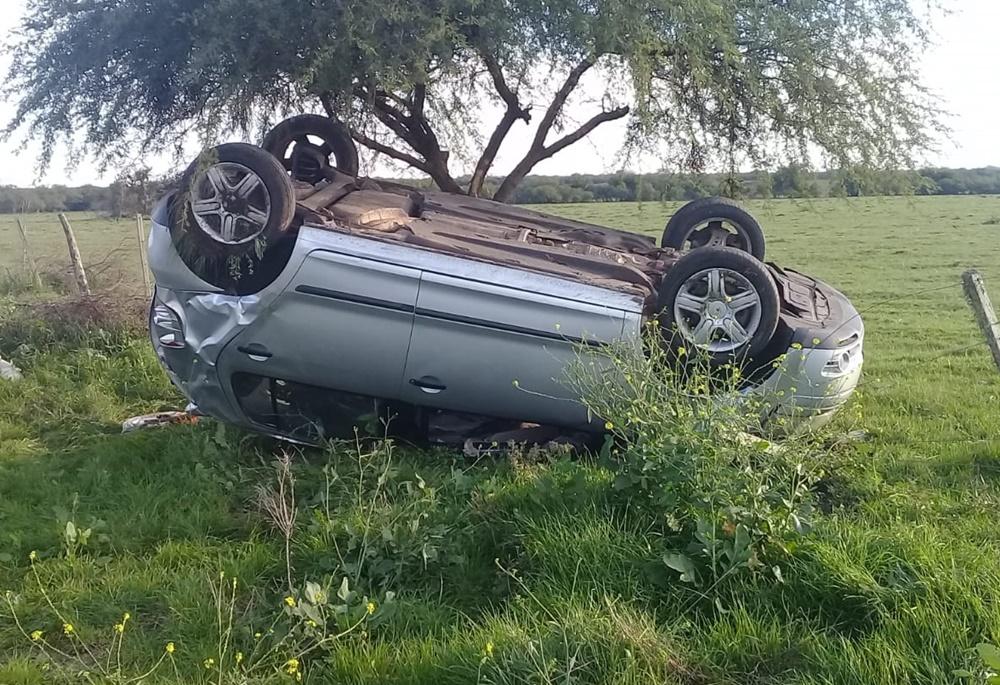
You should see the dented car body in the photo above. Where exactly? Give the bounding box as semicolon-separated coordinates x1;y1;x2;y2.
148;146;863;445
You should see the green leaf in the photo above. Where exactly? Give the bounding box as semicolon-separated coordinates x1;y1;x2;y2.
734;524;750;554
986;675;1000;685
304;581;325;605
951;669;974;678
337;576;351;602
612;473;633;491
301;602;322;625
977;643;1000;670
663;553;697;583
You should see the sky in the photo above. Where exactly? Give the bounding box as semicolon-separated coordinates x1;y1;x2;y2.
0;1;998;187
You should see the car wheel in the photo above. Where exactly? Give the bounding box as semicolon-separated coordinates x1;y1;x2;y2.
169;143;297;290
661;197;766;260
262;114;360;183
657;246;779;364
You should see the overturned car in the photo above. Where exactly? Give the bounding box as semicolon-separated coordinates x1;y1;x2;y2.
148;115;863;445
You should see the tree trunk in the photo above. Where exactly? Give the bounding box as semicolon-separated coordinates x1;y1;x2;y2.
491;158;537;203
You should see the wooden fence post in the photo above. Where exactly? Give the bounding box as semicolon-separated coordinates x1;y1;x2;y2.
962;269;1000;373
135;214;152;298
57;213;91;296
15;216;42;288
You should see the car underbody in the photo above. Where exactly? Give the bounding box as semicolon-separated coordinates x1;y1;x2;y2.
213;169;854;341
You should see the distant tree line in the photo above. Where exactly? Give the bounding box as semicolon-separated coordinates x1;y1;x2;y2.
0;167;169;216
2;165;999;214
499;166;1000;204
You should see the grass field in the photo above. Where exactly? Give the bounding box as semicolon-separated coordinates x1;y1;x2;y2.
2;196;1000;683
0;212;151;291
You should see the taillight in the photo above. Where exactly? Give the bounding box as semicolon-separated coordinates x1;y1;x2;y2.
151;303;185;349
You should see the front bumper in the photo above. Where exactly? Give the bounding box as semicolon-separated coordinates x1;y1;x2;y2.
149;285;262;428
147;205;275;430
748;337;863;432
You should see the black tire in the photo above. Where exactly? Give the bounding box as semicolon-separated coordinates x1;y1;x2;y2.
657;246;779;364
661;197;766;260
169;143;296;290
262;114;360;183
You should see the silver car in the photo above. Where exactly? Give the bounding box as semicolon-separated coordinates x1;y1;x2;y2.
148;119;862;444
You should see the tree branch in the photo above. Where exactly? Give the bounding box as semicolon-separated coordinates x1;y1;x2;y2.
319;92;336;119
365;94;420;149
530;58;595;153
412;83;426;117
540;106;630;159
493;104;630;202
468;50;532;197
480;50;522;112
354;84;462;193
351;130;432;175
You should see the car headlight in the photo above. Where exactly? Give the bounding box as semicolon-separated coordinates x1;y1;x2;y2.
151;302;186;349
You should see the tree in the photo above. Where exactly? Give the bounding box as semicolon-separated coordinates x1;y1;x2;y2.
109;167;154;217
773;165;808;198
754;172;773;200
5;0;942;202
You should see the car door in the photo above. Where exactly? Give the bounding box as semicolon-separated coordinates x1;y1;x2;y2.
399;271;626;428
220;249;420;401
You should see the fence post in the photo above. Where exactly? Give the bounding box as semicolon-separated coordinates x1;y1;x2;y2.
135;213;152;298
15;216;42;288
962;269;1000;373
57;213;91;296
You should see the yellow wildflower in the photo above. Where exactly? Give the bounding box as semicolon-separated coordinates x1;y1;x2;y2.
677;346;687;356
63;623;74;636
203;657;215;669
165;642;175;655
284;658;300;676
283;596;296;607
235;651;244;665
484;641;495;658
306;620;317;629
254;632;262;640
30;630;43;642
366;601;376;615
114;623;125;634
28;550;37;561
604;421;614;431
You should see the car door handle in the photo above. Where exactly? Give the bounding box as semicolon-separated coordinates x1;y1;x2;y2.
237;344;273;361
409;377;446;393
